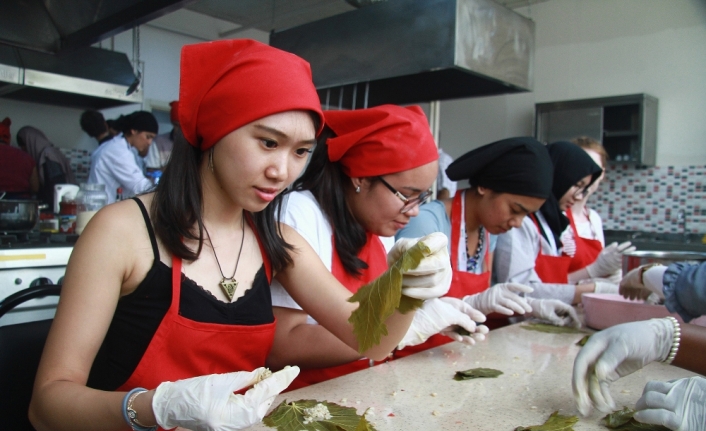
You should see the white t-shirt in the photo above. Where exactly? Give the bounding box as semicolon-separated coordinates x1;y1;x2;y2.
270;190;395;323
560;208;605;257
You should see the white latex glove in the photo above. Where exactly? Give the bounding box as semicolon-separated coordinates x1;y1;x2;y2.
526;297;581;328
462;283;534;316
620;264;667;301
397;297;489;349
387;232;452;300
586;241;636;278
153;366;299;431
572;318;674;416
594;280;620;294
634;377;706;431
605;269;623;285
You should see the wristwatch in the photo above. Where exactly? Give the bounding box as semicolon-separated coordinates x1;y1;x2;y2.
639;263;662;285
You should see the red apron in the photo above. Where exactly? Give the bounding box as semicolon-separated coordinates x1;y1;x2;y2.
565;208;603;273
117;220;277;430
530;214;571;284
395;192;496;357
285;233;389;391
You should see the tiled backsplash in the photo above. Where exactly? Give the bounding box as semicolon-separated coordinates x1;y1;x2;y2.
590;164;706;233
59;148;91;185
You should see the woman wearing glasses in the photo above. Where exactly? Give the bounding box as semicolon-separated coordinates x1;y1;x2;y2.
267;105;486;389
493;141;618;314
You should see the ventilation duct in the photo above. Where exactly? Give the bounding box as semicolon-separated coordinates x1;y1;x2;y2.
0;45;143;110
270;0;535;108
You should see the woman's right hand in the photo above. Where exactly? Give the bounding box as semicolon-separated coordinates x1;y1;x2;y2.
387;232;452;300
152;366;299;431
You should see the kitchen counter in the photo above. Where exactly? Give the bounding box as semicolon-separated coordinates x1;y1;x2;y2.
248;322;697;430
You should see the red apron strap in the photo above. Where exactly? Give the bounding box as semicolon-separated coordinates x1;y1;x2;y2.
449;192;464;270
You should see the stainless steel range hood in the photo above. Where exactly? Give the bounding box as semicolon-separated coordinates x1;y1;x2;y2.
0;45;142;109
270;0;534;107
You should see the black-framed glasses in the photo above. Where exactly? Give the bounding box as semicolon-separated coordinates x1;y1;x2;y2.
377;176;433;214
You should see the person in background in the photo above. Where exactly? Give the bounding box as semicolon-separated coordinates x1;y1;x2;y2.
144;100;178;173
0;117;39;199
16;126;77;210
79;110;112;145
30;39;448;431
493;141;621;308
436;147;457;200
268;105;471;390
397;137;584;328
88;111;156;204
562;136;634;284
105;118;121;137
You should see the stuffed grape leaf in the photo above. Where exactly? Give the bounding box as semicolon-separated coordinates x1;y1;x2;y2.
263;399;376;431
576;335;591;346
514;411;578;430
453;367;503;381
602;407;670;430
521;322;584;334
348;240;428;353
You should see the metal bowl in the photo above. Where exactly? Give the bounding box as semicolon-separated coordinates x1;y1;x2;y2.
623;250;706;273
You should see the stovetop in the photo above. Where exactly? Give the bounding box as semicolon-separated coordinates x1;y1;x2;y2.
0;231;79;249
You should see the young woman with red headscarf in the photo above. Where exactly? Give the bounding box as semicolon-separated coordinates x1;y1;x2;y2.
29;40;450;431
268;105;484;390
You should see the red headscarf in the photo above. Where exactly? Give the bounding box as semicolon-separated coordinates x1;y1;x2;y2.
325;105;438;177
178;39;324;151
0;117;11;144
169;101;179;124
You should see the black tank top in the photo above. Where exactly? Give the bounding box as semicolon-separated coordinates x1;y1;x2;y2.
87;198;274;390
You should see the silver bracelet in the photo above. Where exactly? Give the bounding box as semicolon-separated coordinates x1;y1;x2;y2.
662;316;681;365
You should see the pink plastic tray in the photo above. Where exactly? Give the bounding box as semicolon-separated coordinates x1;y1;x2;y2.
582;293;706;330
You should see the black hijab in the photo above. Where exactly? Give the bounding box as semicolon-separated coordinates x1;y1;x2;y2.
540;141;603;247
446;136;553;199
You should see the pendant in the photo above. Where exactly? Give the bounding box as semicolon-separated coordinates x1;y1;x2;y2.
220;277;238;301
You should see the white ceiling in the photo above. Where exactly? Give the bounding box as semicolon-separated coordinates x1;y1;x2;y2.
147;0;549;42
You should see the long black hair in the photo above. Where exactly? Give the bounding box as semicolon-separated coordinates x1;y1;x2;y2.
151;127;294;272
288;126;368;276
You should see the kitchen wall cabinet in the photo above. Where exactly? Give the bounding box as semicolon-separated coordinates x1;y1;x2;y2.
535;93;658;166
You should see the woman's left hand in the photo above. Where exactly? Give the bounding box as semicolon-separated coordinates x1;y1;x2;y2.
387;232;452;300
153;366;299;431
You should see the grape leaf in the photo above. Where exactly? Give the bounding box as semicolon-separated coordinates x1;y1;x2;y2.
348;240;429;353
515;411;578;430
453;367;503;381
263;399;376;431
602;407;670;430
576;335;591;346
521;323;584;334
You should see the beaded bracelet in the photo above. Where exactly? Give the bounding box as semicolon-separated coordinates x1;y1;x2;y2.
662;316;681;365
122;387;157;431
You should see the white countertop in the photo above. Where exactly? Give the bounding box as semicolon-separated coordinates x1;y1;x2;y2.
248;322;697;431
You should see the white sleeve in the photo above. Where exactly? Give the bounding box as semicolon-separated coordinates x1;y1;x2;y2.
270;191;333;318
493;216;576;304
589;208;605;246
104;143;153;197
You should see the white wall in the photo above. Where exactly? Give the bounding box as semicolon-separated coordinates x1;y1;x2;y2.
438;0;706;167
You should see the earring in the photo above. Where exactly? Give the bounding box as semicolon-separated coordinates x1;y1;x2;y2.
355;186;361;193
208;147;214;173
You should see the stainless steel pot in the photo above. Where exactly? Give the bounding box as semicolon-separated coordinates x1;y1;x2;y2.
0;199;41;232
623;250;706;273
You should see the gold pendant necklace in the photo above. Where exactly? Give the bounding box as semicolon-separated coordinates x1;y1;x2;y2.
204;216;245;302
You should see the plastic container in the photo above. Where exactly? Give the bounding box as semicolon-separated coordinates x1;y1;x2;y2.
75;183;108;235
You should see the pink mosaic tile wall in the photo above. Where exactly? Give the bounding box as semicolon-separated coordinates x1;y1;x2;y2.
589;164;706;233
